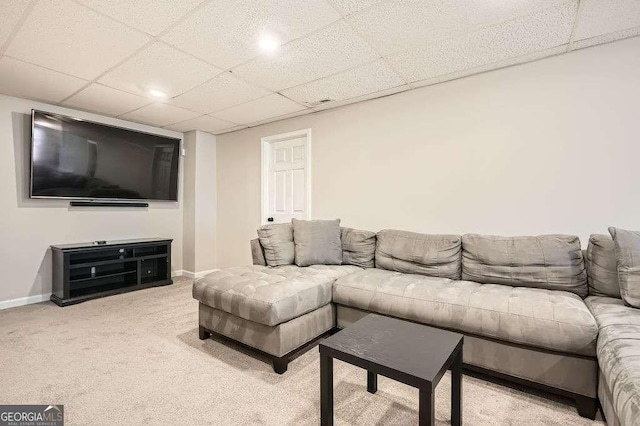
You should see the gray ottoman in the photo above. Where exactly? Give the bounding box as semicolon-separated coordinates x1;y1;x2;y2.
193;265;361;373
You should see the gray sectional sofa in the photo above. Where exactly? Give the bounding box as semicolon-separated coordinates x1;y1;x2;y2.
583;234;640;426
193;223;640;423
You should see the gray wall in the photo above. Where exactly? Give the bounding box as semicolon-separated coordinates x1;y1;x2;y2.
215;36;640;267
0;94;184;305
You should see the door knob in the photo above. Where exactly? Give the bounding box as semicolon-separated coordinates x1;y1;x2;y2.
267;217;274;222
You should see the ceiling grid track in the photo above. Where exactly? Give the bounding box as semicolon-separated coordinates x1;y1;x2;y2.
567;0;586;52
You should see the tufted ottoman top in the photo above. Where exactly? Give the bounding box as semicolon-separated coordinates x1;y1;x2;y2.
193;265;361;326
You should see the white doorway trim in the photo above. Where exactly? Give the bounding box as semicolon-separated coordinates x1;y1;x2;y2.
261;129;312;225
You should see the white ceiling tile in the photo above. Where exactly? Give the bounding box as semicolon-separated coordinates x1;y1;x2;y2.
281;60;405;106
0;0;31;48
409;45;567;88
0;56;87;103
6;0;150;80
170;72;271;113
232;21;378;91
119;103;200;127
311;84;410;111
162;0;341;69
387;2;577;83
99;42;221;98
164;115;238;133
212;94;307;124
326;0;383;16
75;0;205;36
347;0;567;56
62;84;152;116
574;0;640;41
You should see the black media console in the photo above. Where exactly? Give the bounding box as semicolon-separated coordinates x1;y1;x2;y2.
51;238;173;306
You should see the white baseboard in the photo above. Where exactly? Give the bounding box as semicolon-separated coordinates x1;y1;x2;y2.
0;270;216;310
179;269;218;279
0;293;52;311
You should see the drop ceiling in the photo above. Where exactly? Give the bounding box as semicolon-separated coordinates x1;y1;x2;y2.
1;0;639;135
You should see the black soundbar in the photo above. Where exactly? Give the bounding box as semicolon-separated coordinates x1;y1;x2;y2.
70;201;149;208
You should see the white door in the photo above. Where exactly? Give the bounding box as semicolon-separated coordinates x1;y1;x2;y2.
262;131;311;225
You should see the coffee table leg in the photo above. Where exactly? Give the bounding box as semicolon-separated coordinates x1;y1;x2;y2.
367;371;377;394
419;388;434;426
451;350;462;426
320;354;334;426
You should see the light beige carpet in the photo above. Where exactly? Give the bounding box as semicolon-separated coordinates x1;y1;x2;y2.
0;277;605;425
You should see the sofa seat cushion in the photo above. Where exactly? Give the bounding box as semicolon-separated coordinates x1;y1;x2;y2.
193;265;361;326
333;269;598;356
585;296;640;426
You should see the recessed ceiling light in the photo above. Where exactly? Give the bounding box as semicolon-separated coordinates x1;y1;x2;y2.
258;36;280;53
148;89;168;99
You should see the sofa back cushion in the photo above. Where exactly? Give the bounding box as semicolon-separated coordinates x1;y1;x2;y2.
586;234;621;298
250;238;267;266
257;223;295;266
462;234;588;297
292;218;342;267
462;234;589;298
375;230;461;279
341;227;376;268
609;227;640;308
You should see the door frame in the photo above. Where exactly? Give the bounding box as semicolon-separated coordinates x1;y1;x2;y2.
261;128;312;225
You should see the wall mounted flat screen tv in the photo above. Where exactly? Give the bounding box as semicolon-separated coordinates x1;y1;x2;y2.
30;110;180;201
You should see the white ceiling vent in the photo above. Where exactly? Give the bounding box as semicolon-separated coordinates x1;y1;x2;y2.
306;99;333;107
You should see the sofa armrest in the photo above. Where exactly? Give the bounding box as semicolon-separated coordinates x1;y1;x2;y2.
251;238;267;266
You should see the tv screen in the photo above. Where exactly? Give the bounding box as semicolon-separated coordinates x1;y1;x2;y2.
30;110;180;201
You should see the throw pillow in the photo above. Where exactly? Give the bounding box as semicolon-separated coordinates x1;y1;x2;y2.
292;219;342;267
609;227;640;308
257;223;294;266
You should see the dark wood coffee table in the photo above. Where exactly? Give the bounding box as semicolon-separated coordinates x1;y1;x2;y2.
319;314;463;426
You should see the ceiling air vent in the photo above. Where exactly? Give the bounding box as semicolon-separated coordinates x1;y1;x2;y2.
307;98;333;107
